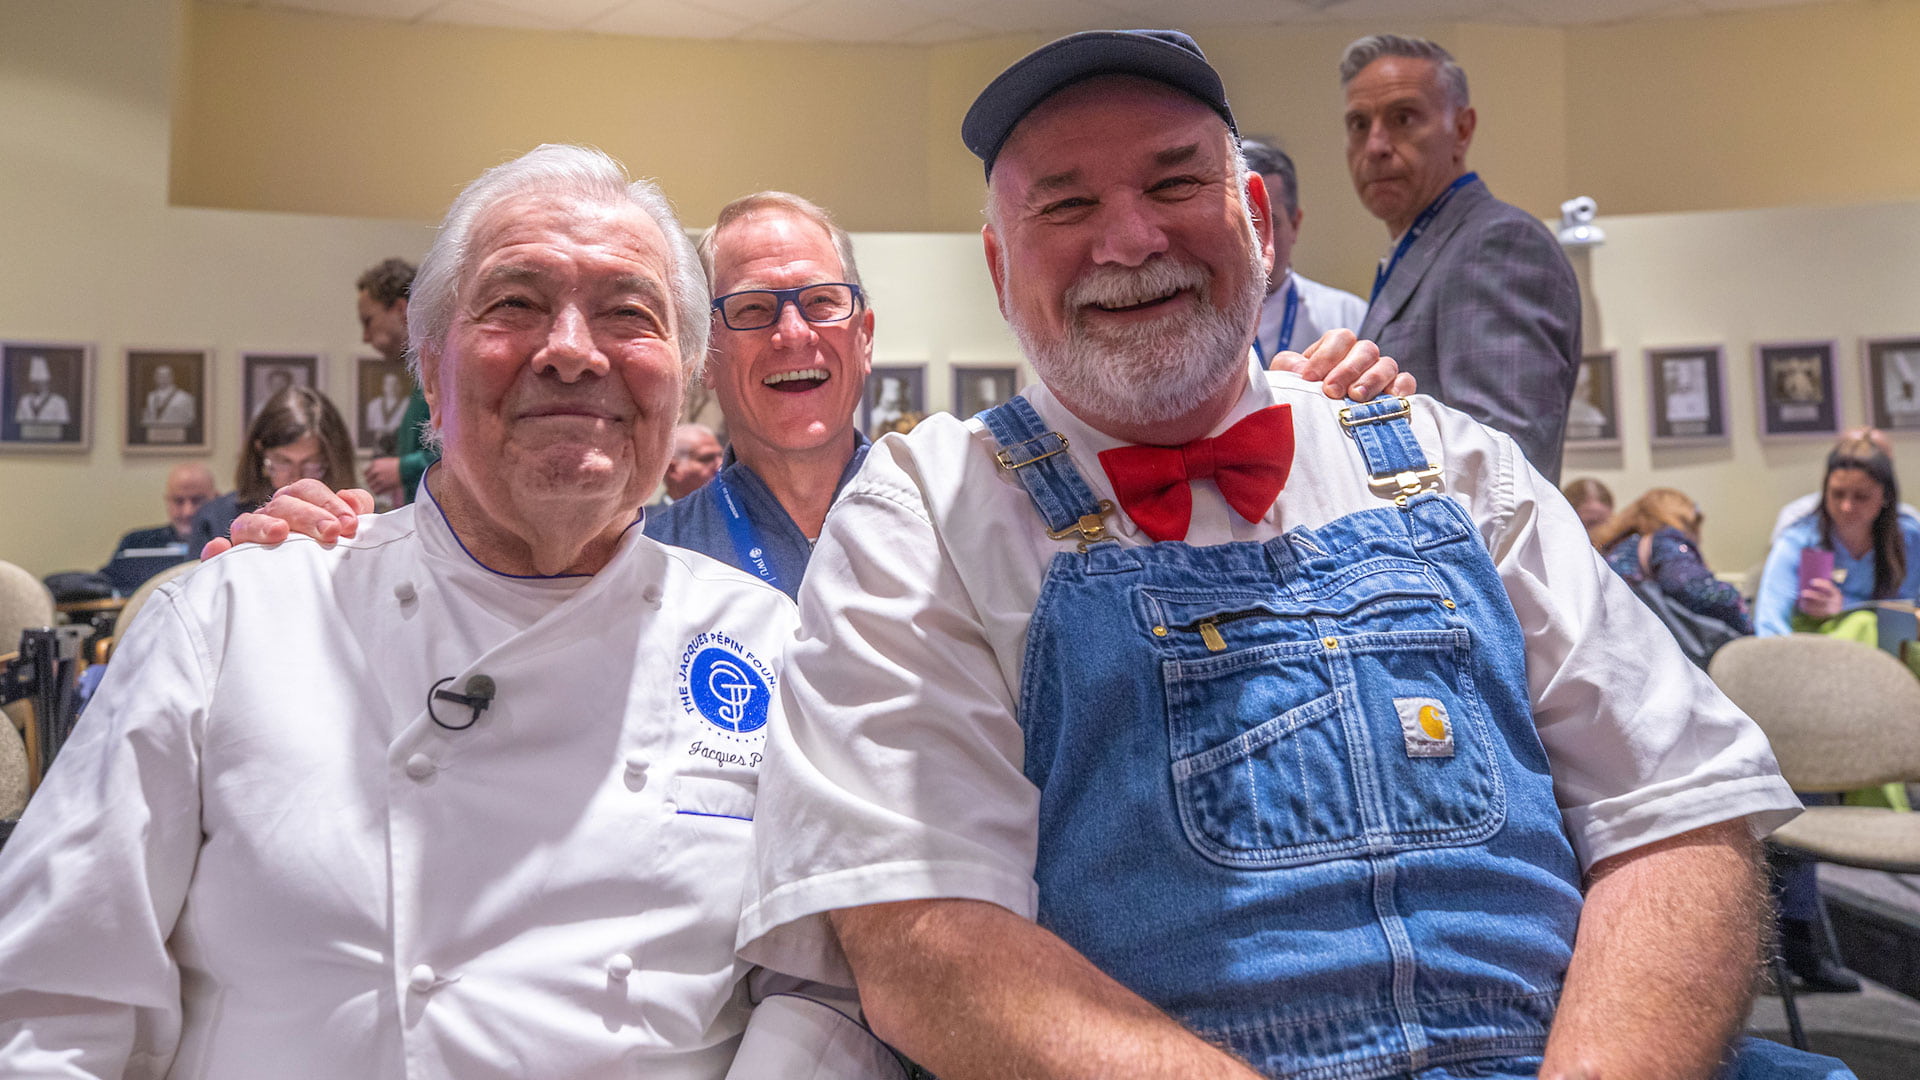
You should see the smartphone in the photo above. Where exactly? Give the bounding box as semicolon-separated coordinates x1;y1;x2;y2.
1798;548;1835;595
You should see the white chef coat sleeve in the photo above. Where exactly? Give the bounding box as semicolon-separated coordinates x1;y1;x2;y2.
0;590;208;1078
1439;411;1801;870
739;444;1040;988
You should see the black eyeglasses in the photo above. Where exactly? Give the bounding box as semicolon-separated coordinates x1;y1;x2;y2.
711;282;863;331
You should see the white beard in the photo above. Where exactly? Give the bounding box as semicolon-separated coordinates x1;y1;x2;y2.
1008;231;1267;432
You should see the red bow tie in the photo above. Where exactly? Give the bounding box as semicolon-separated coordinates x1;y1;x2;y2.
1096;405;1294;543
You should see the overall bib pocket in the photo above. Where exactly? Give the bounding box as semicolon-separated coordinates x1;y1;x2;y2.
1159;596;1507;868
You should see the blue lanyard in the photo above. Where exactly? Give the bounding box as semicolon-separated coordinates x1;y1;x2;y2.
711;473;782;591
1370;172;1477;304
1252;279;1300;362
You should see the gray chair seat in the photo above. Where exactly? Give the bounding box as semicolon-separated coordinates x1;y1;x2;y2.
1770;807;1920;872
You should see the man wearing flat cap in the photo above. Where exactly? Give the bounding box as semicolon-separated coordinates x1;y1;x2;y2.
741;29;1841;1080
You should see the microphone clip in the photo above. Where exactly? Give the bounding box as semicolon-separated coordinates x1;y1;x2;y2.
428;674;495;731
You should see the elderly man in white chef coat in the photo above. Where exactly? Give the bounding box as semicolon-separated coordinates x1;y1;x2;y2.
0;144;899;1080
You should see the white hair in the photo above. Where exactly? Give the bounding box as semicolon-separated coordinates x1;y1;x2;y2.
407;143;709;382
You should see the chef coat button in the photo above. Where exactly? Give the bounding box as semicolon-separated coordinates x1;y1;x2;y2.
394;581;417;604
408;964;437;993
607;953;634;980
405;753;436;780
625;753;649;778
640;584;662;606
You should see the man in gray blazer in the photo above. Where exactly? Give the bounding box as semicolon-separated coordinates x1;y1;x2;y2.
1344;34;1580;482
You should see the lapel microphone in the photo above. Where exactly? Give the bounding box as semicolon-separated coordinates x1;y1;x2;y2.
428;674;496;731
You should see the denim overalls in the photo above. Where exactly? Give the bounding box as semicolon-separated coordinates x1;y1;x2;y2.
981;396;1582;1079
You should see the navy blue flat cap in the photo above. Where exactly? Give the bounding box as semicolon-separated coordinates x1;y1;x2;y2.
962;29;1235;178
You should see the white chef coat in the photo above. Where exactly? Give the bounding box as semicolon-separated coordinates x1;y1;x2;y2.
740;357;1802;987
0;484;898;1079
142;386;195;426
1254;269;1368;358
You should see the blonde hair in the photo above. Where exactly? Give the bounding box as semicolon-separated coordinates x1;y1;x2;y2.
1590;488;1702;552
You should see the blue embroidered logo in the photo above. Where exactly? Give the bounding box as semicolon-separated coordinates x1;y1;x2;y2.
677;632;775;738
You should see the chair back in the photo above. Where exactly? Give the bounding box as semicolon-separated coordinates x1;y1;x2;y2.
113;559;198;643
0;559;54;650
1710;633;1920;790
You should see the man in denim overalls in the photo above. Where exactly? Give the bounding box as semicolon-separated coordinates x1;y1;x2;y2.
743;30;1840;1080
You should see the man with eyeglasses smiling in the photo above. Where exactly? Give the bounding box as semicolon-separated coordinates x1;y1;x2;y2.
642;192;878;599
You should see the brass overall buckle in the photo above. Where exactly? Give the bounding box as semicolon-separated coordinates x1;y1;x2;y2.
1046;501;1116;552
1366;466;1444;507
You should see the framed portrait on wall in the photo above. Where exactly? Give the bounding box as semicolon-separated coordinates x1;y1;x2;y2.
125;348;209;452
1755;340;1838;438
242;352;321;426
1863;336;1920;432
863;365;925;438
355;355;414;454
1646;345;1727;444
952;365;1021;420
0;341;91;452
1565;352;1619;447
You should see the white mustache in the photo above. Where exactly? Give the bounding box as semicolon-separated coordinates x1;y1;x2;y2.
1066;259;1208;311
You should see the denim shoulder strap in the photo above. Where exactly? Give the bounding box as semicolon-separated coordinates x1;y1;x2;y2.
1338;397;1444;506
979;396;1111;540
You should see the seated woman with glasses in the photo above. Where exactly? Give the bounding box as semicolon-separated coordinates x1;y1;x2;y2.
189;386;358;557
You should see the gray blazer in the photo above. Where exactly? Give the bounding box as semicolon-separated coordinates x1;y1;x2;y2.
1359;176;1580;483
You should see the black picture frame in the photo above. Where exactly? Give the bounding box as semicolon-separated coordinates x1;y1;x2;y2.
863;365;926;438
0;341;91;452
951;365;1020;420
242;352;321;427
1755;340;1838;438
1565;351;1620;447
125;347;210;452
355;355;415;453
1863;337;1920;432
1646;345;1727;444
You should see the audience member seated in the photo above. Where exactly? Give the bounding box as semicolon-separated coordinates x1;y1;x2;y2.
1770;427;1920;541
658;422;723;503
1593;487;1752;636
100;462;215;593
1755;437;1920;993
1754;435;1920;638
188;387;357;556
1561;476;1613;546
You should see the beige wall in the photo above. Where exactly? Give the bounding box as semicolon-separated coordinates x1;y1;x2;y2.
7;0;1920;586
0;0;431;578
170;6;1576;300
1567;1;1920;219
1569;199;1920;576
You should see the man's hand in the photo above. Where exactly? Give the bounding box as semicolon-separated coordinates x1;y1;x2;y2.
364;455;402;498
1540;820;1766;1080
1795;577;1844;620
1269;328;1418;401
198;480;376;559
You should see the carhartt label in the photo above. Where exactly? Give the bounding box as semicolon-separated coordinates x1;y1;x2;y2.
1395;697;1454;758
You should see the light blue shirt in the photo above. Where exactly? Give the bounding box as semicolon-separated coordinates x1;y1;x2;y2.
1753;512;1920;636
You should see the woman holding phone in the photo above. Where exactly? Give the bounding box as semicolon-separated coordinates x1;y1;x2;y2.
1750;435;1920;991
1753;436;1920;637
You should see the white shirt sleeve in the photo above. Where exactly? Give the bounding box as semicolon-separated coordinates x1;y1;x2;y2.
739;439;1041;988
0;590;207;1079
1444;416;1800;867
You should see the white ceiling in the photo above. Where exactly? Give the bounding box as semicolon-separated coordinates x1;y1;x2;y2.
201;0;1847;44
